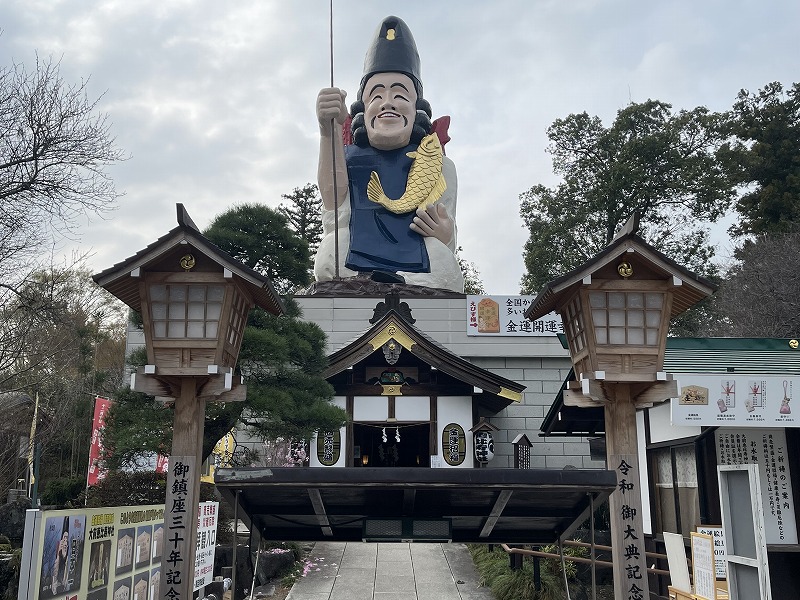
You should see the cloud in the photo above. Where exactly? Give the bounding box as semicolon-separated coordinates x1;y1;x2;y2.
2;0;799;294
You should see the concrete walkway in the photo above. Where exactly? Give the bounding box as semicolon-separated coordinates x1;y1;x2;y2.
285;542;494;600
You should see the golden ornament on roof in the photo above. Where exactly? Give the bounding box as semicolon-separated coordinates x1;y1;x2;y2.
180;254;196;271
617;261;633;278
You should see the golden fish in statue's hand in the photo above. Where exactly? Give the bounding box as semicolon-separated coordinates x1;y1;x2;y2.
366;133;447;214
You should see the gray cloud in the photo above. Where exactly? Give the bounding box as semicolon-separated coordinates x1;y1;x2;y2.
2;0;798;292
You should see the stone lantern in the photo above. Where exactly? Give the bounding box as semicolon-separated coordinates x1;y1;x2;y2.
93;204;282;600
525;214;716;599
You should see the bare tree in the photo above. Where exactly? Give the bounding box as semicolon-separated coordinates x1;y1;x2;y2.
712;232;800;337
0;54;124;267
0;52;125;495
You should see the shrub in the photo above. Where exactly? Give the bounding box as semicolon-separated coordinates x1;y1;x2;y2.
40;477;85;507
468;542;589;600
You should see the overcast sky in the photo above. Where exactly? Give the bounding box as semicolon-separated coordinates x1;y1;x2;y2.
2;1;799;294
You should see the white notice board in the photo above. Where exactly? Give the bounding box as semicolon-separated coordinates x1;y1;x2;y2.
697;526;726;579
691;532;716;600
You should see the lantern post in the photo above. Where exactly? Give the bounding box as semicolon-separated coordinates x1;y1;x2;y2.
93;205;283;600
525;215;716;600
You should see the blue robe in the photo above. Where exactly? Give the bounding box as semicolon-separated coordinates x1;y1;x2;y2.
344;143;430;273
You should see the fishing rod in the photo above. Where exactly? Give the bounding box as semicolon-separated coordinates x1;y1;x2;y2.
329;0;341;279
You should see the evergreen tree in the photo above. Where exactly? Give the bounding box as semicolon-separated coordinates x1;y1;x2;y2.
278;183;324;259
455;247;486;295
724;81;800;238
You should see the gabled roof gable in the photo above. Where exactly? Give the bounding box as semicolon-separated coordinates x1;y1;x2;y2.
325;309;525;408
92;204;283;315
526;227;717;321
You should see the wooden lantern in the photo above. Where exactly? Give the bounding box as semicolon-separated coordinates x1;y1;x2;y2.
93;205;283;600
93;204;283;398
526;215;716;407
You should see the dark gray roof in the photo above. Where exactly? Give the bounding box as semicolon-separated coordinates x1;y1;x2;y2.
526;229;717;321
92;204;283;316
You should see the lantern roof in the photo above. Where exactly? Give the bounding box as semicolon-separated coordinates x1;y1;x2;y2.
525;215;717;321
92;204;283;316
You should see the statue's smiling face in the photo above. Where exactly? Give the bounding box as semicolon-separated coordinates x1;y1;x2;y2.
362;72;418;150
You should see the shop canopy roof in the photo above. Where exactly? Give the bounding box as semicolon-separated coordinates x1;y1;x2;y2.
215;466;615;544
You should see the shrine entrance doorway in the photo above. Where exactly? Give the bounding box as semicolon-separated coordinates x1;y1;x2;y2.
353;422;430;468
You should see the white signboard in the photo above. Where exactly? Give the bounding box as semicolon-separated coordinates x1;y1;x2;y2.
697;526;726;579
690;532;716;600
466;295;562;337
671;375;798;427
193;501;219;591
715;428;798;544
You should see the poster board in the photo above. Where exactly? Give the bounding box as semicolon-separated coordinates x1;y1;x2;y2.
671;375;797;427
466;295;562;336
18;502;218;600
714;428;798;544
697;526;726;579
663;531;691;593
690;532;716;600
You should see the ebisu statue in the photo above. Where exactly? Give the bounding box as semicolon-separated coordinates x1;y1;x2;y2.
314;15;464;293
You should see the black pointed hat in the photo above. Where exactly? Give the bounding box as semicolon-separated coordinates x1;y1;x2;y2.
359;16;422;98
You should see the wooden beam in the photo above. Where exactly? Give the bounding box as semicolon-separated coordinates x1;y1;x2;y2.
479;490;513;538
131;370;181;397
631;380;678;408
307;489;333;537
564;379;609;405
198;374;247;402
402;489;416;516
132;370;246;402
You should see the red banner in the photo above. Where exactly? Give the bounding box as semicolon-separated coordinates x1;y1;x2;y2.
155;453;169;474
86;397;113;486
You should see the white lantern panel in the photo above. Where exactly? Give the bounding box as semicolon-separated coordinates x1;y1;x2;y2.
628;328;644;345
188;302;205;319
169;285;187;301
207;302;222;320
589;292;606;308
646;293;664;308
188;285;206;301
609;327;626;344
151;303;167;320
187;322;205;338
628;292;644;308
168;302;185;319
609;292;625;309
150;285;167;301
208;285;225;301
609;309;625;327
628;310;644;327
646;310;661;327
